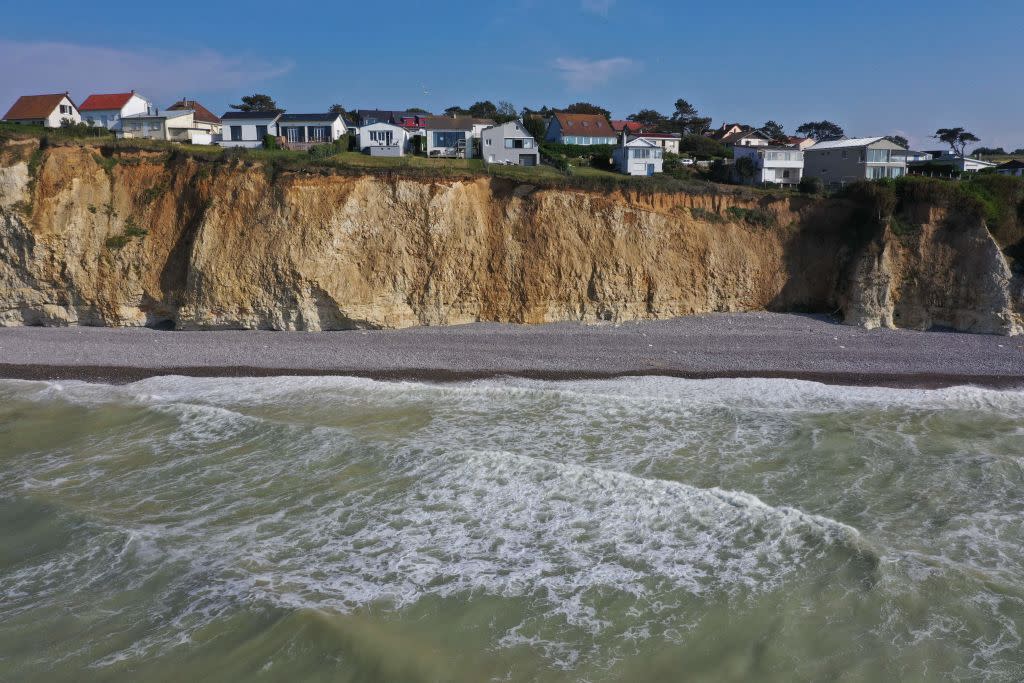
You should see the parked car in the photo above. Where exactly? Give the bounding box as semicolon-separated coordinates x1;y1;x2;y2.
680;157;695;166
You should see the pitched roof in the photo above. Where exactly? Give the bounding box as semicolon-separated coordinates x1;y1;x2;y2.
79;92;137;111
805;137;887;150
552;112;615;137
278;113;342;122
611;120;643;133
167;99;220;124
719;129;771;145
3;93;73;120
220;110;284;120
421;115;479;131
997;159;1024;170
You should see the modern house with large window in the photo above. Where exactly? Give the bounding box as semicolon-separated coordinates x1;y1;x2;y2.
803;137;908;186
120;109;219;144
358;122;410;156
277;113;346;150
79;91;155;131
612;136;664;176
422;116;493;158
480;120;538;166
733;145;804;185
218;110;283;148
2;93;80;127
545;112;616;145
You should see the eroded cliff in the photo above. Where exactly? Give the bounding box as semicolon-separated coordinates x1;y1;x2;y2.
1;139;1020;334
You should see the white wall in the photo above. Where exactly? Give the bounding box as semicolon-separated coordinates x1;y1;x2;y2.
358;123;408;151
44;96;81;127
218;118;279;147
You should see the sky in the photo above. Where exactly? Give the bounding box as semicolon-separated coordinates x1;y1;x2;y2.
2;0;1022;151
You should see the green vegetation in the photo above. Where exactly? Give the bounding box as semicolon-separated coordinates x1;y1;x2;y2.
726;206;777;228
798;176;823;194
105;218;148;249
0;120;114;142
92;153;118;176
689;207;726;223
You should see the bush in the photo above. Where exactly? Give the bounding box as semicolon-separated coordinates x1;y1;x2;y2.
678;134;729;160
262;134;278;150
798;176;823;194
726;206;776;228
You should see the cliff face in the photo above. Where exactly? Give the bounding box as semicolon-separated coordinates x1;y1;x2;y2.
0;139;1020;334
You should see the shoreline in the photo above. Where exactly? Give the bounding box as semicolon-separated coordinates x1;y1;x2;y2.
1;313;1023;389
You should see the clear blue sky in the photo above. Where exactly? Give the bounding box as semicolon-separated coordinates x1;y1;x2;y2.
2;0;1022;150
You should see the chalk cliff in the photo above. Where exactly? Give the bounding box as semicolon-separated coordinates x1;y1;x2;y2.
0;139;1020;334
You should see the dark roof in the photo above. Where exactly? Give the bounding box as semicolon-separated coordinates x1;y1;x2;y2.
3;93;74;120
719;128;771;145
997;159;1024;170
80;92;137;111
421;115;480;131
551;112;615;137
356;109;398;124
278;113;341;122
220;110;283;120
167;99;220;124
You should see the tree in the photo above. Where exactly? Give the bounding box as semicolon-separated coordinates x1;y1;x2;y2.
494;101;518;123
886;135;909;149
405;107;430;114
328;104;347;116
933;127;981;156
468;100;499;119
669;99;712;136
761;120;786;141
230;94;280;112
521;110;548;141
795;120;844;141
735;156;756;183
973;146;1006;156
1013;148;1024;156
627;109;668;129
564;102;612;120
444;105;470;116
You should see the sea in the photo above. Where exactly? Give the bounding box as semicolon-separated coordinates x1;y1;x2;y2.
1;375;1022;681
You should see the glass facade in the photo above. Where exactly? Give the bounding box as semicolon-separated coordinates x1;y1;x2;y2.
866;148;891;163
433;131;466;148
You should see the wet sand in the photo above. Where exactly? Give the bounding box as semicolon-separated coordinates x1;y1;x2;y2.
1;313;1022;388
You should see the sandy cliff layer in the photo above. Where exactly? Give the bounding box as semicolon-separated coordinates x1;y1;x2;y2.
0;139;1020;334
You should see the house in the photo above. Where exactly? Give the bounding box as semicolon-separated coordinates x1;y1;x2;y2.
718;128;772;148
167;99;221;137
910;152;997;173
422;116;493;158
896;150;932;163
632;132;681;155
358;122;410;156
733;145;804;186
79;91;154;130
708;122;752;140
785;136;816;150
545;112;616;145
480;120;539;166
120;109;218;144
611;120;645;135
995;160;1024;177
277;113;347;150
2;93;80;127
612;136;664;176
803;137;908;186
218;110;283;148
355;109;399;126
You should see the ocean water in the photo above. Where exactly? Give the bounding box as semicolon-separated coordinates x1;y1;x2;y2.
0;375;1022;682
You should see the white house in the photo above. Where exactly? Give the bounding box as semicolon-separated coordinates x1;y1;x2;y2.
277;113;347;150
422;116;493;158
79;91;154;131
218;110;283;148
719;128;772;148
120;109;219;144
2;93;80;127
480;120;538;166
613;137;664;176
358;122;410;156
910;152;997;173
733;145;804;186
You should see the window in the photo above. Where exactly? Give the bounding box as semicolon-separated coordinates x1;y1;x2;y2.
868;166;886;179
256;125;268;139
369;129;393;145
309;126;331;142
783;170;791;178
230;125;242;141
866;148;890;163
523;138;533;148
433;131;466;148
842;150;848;159
889;167;904;178
485;138;492;146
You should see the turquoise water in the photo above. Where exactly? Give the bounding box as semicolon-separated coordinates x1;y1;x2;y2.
1;375;1022;681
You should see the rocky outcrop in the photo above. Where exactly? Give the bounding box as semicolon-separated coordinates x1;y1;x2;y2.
0;139;1020;334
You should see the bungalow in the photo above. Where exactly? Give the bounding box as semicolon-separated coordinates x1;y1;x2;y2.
2;93;80;127
167;99;221;137
422;116;493;158
277;113;347;150
120;109;218;144
612;136;663;176
995;160;1024;177
358;122;410;156
480;120;539;166
719;128;771;148
545;112;616;145
803;137;907;186
79;91;155;131
910;152;997;173
218;110;283;148
733;145;804;186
